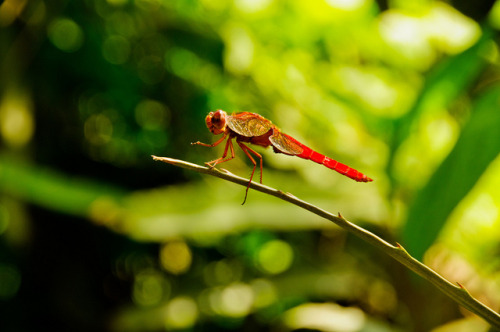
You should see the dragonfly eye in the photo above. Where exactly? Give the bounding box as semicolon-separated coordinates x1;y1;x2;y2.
212;113;221;123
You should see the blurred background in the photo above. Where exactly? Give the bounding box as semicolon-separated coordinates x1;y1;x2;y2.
1;0;500;331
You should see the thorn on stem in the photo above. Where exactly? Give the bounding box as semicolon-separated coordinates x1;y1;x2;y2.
455;282;472;296
395;242;409;254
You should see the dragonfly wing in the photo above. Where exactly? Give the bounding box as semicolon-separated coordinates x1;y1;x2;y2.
269;131;304;155
226;112;274;137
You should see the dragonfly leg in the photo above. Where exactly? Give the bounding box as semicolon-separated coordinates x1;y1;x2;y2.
192;132;236;167
205;137;235;168
191;132;228;148
237;141;263;205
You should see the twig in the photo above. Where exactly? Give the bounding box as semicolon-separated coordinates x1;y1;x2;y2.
152;155;500;328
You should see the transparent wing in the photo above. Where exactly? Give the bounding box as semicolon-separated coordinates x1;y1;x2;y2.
226;112;274;137
269;131;304;155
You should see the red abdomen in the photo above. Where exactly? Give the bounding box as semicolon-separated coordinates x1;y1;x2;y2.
298;146;373;182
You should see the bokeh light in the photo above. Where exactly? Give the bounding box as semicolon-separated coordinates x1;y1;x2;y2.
84;113;113;145
47;17;84;52
0;87;34;148
203;259;244;286
133;269;170;306
135;99;170;130
102;35;131;65
256;239;294;274
211;282;255;318
1;0;500;330
283;303;365;332
159;240;192;275
164;296;199;329
490;0;500;29
222;24;254;74
250;278;277;308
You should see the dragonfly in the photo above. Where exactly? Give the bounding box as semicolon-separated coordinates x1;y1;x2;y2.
192;110;373;203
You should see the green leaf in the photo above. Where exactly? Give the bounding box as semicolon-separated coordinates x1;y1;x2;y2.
402;86;500;259
0;156;124;216
388;28;492;178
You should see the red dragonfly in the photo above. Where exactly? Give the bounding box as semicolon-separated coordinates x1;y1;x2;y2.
192;110;373;203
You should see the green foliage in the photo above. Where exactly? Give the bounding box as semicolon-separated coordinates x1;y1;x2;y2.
0;0;499;331
403;86;500;260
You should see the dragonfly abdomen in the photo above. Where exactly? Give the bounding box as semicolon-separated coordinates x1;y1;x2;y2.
298;147;372;182
324;157;372;182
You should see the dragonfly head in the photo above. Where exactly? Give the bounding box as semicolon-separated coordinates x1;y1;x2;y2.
206;110;227;135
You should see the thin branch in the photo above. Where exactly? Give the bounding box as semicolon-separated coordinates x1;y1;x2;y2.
152;155;500;328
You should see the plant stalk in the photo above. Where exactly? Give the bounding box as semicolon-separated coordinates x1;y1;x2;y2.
152;155;500;329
